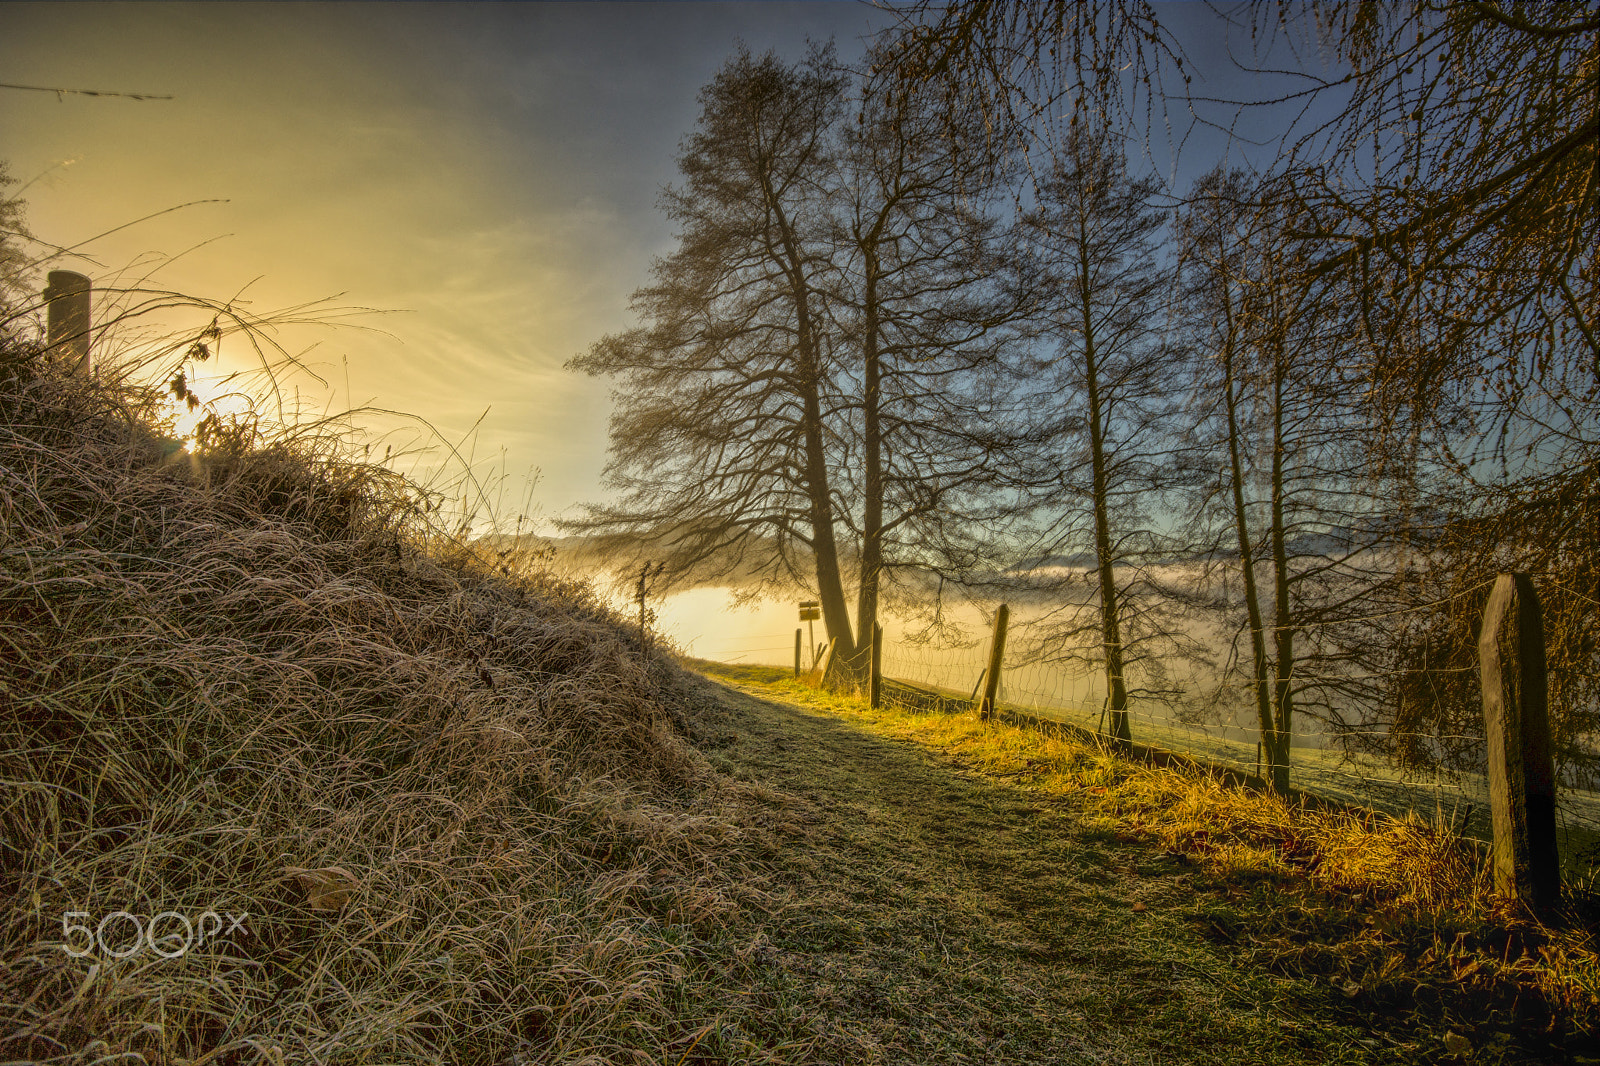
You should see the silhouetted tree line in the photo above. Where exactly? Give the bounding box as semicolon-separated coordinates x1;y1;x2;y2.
567;0;1595;794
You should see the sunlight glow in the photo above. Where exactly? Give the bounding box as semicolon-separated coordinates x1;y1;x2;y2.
158;360;256;452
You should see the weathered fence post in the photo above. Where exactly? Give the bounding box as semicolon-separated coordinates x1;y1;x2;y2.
1478;572;1559;913
794;628;802;678
869;623;882;709
44;271;92;374
978;604;1009;722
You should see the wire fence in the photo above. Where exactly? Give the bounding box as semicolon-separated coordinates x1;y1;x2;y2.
706;606;1600;872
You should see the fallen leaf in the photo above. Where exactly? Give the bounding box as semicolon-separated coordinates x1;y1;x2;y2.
1131;902;1148;913
284;865;361;912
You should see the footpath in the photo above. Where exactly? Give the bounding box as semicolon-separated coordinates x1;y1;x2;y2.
695;669;1390;1066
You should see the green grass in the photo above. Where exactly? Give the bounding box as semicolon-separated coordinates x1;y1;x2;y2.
688;676;1360;1064
1004;696;1600;870
694;661;1600;1065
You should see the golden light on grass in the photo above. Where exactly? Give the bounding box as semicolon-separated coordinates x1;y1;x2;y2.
699;662;1600;1055
157;358;255;451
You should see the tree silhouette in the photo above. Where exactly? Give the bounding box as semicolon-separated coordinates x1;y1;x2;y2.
567;46;864;672
1017;129;1191;748
830;48;1035;678
571;44;1040;686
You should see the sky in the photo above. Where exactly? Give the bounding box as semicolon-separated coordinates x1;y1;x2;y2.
0;1;1320;532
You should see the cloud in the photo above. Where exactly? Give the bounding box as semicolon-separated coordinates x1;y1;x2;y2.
1;2;891;522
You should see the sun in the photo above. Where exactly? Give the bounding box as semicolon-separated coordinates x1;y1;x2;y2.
158;358;254;452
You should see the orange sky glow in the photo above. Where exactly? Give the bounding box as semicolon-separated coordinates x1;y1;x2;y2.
1;1;887;528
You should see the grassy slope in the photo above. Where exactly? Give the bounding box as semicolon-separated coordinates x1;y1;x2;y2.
0;345;797;1065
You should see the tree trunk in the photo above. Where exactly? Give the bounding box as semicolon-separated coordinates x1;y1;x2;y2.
851;243;884;687
768;189;857;675
1267;341;1294;794
801;380;856;677
1221;300;1280;792
1080;243;1132;746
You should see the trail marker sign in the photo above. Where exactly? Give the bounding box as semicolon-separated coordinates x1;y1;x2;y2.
798;601;820;669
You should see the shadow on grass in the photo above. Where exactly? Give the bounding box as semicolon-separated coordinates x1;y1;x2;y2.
691;662;1600;1066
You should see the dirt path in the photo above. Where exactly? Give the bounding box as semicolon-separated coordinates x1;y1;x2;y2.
697;672;1385;1066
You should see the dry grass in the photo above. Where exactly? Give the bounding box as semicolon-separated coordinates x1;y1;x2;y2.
0;342;799;1065
706;664;1600;1065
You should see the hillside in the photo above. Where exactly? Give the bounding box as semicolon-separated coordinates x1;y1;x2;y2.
0;341;783;1064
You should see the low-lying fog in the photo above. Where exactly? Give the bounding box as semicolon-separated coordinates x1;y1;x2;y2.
646;579;1256;744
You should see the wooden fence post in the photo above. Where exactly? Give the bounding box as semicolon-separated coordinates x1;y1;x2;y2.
44;271;92;375
978;604;1009;722
1478;572;1559;912
814;637;838;683
794;629;802;677
870;623;882;709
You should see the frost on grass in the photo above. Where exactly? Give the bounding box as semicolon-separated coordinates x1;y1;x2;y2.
0;342;780;1065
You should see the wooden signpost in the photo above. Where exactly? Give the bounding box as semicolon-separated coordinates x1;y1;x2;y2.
798;600;820;669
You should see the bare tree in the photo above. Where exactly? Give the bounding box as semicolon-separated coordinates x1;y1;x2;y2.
1264;2;1599;785
870;0;1188;175
1179;166;1281;781
830;52;1036;677
878;1;1596;783
1015;130;1193;747
571;44;1046;686
1182;167;1420;792
1272;1;1597;438
567;45;863;668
